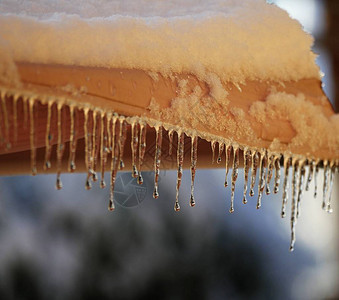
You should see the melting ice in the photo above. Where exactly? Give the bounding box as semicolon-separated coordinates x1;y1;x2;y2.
0;94;337;251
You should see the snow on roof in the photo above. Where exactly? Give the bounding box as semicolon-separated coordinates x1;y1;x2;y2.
0;0;319;84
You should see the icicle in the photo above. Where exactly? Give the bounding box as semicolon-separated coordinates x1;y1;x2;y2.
1;94;11;149
290;158;299;252
305;160;315;191
84;108;92;190
326;161;336;213
174;131;185;211
249;151;259;196
274;156;281;193
94;113;102;181
224;144;232;187
91;110;99;181
68;105;78;172
281;156;291;218
106;113;112;152
44;101;53;170
322;160;329;210
0;92;3;146
13;95;19;143
137;122;147;185
190;135;198;207
211;140;216;164
242;148;251;204
100;111;107;188
229;147;239;213
256;150;267;209
103;113;111;179
29;98;37;176
23;96;28;130
1;93;10;149
109;115;119;211
118;118;127;170
55;102;65;190
217;142;224;164
131;121;139;178
168;129;174;156
106;113;112;153
153;126;163;199
265;154;275;195
296;160;306;219
314;162;320;198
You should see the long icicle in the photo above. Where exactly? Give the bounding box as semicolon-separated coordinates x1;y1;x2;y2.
137;122;147;185
103;112;111;186
290;158;299;252
274;156;281;193
296;160;306;218
153;126;163;199
314;162;320;198
118;118;127;170
107;112;112;153
44;101;53;170
55;102;65;190
91;110;99;181
131;121;139;178
0;91;4;146
326;161;336;213
23;96;28;130
1;93;10;149
190;135;198;207
68;105;75;172
266;154;275;195
224;144;232;187
84;108;92;190
322;160;329;210
109;115;118;211
174;131;185;211
256;150;267;210
68;105;78;172
249;151;259;197
242;148;251;204
281;156;291;218
29;98;37;176
229;146;239;213
100;111;107;188
13;95;19;143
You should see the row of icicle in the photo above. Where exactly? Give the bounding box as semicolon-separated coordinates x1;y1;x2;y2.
0;93;338;251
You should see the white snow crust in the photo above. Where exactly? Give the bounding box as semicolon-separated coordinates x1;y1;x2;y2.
0;0;319;84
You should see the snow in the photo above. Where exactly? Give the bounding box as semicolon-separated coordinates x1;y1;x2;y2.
0;0;319;85
251;90;339;155
1;0;336;159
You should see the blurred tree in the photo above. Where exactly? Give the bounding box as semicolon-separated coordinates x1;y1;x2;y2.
324;1;339;299
324;0;339;112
